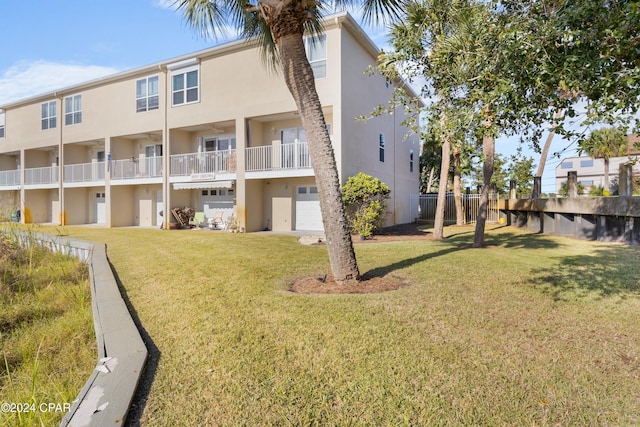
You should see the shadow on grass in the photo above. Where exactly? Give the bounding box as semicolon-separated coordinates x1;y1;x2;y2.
529;246;640;301
108;261;161;427
364;245;466;278
481;230;563;250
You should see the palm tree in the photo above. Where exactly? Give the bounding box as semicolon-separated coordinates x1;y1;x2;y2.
578;127;628;194
174;0;403;284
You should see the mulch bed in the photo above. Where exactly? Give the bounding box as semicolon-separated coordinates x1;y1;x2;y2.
290;222;428;295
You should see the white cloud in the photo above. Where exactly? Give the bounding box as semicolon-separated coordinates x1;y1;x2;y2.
152;0;176;9
0;61;120;106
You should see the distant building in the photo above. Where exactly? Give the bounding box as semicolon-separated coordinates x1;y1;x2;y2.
555;135;640;194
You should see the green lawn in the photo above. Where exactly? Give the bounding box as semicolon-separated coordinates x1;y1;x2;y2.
45;225;640;425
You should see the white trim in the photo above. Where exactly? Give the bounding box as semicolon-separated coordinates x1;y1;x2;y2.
173;180;234;190
166;57;199;71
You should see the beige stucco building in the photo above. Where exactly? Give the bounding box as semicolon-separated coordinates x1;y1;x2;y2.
0;12;420;232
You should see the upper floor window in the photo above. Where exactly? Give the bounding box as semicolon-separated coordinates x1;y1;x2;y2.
561;161;573;169
41;101;57;130
64;94;82;125
580;159;594;168
0;111;5;138
281;127;306;144
203;136;236;151
136;76;159;112
305;35;327;79
410;150;414;172
379;133;385;162
172;66;199;106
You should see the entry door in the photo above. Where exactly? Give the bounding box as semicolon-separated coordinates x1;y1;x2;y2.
95;192;106;224
144;144;162;176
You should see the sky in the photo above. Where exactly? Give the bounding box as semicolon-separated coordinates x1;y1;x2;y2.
0;0;576;193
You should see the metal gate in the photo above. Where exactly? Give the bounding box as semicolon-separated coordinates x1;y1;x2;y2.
410;193;500;224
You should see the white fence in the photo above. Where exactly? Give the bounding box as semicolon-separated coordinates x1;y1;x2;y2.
410;193;500;224
110;157;163;180
25;166;59;185
246;142;311;172
170;150;236;176
0;169;20;186
64;162;106;183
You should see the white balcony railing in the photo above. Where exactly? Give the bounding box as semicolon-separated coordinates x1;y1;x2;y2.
170;150;236;177
111;157;163;180
245;142;311;172
25;166;59;185
64;161;106;183
0;169;20;186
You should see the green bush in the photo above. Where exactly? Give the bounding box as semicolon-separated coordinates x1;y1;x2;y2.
342;173;390;238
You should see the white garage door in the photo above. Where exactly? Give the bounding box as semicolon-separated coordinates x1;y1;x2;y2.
200;189;234;223
295;186;324;231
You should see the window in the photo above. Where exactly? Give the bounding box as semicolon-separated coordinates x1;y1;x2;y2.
580;180;594;186
96;151;105;162
281;128;306;144
580;159;594;168
64;95;82;125
410;150;414;172
136;76;159;112
561;161;573;169
379;133;385;162
203;137;236;151
305;35;327;79
0;111;5;138
172;66;199;106
41;101;57;130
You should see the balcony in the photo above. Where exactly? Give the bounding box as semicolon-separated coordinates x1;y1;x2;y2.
64;161;106;184
111;157;163;181
0;169;20;188
245;142;313;178
25;166;59;186
170;150;236;179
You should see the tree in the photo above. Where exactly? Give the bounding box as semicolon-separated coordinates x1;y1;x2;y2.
175;0;404;284
578;127;628;193
342;172;390;239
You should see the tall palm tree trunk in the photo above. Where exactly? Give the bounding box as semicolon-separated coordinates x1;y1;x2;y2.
277;32;359;283
433;137;451;239
473;132;494;248
452;148;463;225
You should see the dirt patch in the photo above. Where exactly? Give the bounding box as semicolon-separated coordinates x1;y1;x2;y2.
290;274;407;294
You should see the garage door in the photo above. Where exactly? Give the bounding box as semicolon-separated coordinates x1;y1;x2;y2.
200;189;234;223
295;186;324;231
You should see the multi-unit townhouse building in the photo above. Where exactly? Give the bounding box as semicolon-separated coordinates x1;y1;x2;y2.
0;12;421;232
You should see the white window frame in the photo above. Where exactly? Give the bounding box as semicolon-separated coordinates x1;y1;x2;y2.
171;65;199;107
281;127;307;144
410;149;414;172
41;101;57;130
304;34;327;79
64;94;82;126
0;111;5;138
136;76;159;112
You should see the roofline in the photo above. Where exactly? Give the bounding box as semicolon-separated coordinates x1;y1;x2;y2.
1;12;422;110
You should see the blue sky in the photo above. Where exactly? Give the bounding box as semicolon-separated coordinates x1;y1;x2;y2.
0;0;573;192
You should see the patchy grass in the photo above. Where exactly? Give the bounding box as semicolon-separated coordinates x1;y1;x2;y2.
0;230;94;427
39;224;640;426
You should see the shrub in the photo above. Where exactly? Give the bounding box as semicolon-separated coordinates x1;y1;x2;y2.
342;173;390;238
